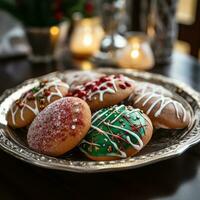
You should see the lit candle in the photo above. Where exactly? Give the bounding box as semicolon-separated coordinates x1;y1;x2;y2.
116;33;155;70
73;59;94;70
70;18;104;58
50;26;60;49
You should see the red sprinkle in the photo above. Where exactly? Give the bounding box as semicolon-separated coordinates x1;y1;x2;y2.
100;76;111;82
107;82;113;87
95;81;101;86
85;84;93;90
77;90;86;97
100;86;107;90
92;86;98;92
125;81;132;87
119;83;126;89
73;89;80;94
44;90;51;96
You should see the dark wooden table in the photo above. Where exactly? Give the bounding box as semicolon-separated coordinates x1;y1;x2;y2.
0;52;200;200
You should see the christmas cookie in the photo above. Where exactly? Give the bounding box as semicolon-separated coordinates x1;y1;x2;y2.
27;97;91;156
7;78;69;128
63;71;105;91
131;92;191;129
79;105;153;161
72;74;134;111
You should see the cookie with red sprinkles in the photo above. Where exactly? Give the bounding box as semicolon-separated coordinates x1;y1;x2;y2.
71;74;135;111
27;97;92;156
7;78;69;128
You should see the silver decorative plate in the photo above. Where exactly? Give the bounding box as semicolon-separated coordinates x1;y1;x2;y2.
0;68;200;173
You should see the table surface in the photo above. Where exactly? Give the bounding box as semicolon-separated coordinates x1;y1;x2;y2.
0;52;200;200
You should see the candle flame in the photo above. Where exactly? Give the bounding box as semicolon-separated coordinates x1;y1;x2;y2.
83;35;93;46
50;26;59;36
131;49;139;59
81;61;93;70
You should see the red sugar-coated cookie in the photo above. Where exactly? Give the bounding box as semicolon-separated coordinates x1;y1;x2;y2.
27;97;91;156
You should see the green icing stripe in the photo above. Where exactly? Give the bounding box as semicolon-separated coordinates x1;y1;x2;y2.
80;105;147;158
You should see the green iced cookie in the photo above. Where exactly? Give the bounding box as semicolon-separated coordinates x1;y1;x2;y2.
80;105;153;161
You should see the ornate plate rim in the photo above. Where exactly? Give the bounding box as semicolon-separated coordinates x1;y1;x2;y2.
0;68;200;173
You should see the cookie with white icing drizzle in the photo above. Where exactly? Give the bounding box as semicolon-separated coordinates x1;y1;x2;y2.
79;105;153;161
27;97;91;156
7;78;69;128
72;74;134;112
130;92;191;129
63;71;105;91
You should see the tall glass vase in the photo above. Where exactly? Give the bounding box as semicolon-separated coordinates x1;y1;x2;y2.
99;0;127;54
140;0;178;64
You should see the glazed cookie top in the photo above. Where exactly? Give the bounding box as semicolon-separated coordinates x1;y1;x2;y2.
72;74;133;102
79;105;149;158
134;92;187;122
9;78;69;126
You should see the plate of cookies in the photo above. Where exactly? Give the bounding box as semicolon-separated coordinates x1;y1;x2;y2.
0;68;200;173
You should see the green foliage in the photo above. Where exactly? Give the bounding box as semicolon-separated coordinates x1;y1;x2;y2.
0;0;89;27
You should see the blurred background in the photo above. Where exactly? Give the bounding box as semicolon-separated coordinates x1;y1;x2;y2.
1;3;200;200
0;0;199;70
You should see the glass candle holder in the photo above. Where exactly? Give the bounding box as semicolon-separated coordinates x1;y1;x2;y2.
26;26;59;62
116;32;155;70
69;17;104;58
26;22;69;63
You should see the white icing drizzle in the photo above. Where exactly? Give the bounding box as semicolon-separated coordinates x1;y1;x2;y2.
89;79;117;101
10;106;18;126
81;139;101;147
10;79;69;126
82;106;145;158
96;105;124;126
128;82;172;103
23;100;39;116
135;92;187;122
110;110;126;124
91;125;127;158
104;122;143;151
92;109;111;123
74;75;131;102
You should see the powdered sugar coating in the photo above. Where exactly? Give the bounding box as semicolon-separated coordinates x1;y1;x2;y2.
27;97;90;155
